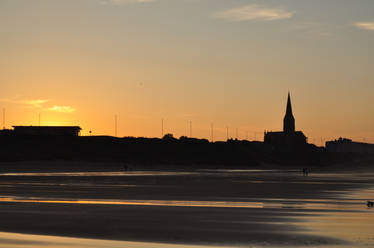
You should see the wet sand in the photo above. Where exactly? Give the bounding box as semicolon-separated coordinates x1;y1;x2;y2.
0;163;373;247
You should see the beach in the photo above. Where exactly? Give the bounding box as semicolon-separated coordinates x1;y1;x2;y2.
0;162;373;247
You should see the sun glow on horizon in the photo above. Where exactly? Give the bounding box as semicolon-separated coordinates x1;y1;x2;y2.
0;0;373;145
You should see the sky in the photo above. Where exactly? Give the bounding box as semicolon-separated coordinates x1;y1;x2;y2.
0;0;373;144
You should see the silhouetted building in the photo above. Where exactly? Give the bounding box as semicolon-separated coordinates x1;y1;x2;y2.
326;137;374;154
13;126;81;137
264;93;307;150
0;129;14;136
283;92;295;133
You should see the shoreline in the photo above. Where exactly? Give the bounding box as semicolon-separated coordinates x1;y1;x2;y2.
1;159;374;173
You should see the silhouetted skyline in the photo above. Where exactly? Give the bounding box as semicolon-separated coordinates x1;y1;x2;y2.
1;92;373;147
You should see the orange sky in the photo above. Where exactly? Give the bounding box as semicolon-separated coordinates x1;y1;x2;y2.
1;0;374;145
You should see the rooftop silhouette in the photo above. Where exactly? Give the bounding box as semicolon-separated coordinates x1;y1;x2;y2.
0;93;372;166
264;93;307;151
283;92;295;133
12;126;81;136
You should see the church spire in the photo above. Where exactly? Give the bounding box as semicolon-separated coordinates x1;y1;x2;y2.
283;92;295;132
286;92;293;116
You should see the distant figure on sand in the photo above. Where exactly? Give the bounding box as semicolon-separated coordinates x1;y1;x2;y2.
123;164;133;171
302;168;309;176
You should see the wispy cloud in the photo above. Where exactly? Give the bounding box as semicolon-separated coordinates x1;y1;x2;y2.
353;22;374;31
21;99;50;108
101;0;155;5
0;97;76;113
44;105;76;113
0;98;49;108
289;22;333;38
214;4;293;22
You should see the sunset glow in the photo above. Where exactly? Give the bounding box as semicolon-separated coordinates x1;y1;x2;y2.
1;0;373;144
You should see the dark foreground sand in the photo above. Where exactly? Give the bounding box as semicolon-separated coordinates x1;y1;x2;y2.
0;161;373;247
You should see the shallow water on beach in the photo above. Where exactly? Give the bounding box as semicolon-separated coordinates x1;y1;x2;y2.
298;187;374;247
0;232;227;248
0;169;373;247
0;195;368;210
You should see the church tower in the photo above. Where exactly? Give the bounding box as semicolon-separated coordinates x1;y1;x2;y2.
283;92;295;133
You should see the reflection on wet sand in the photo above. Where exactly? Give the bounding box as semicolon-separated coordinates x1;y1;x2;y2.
0;171;197;177
0;197;263;208
0;169;373;247
300;187;374;247
0;232;221;248
0;195;369;211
